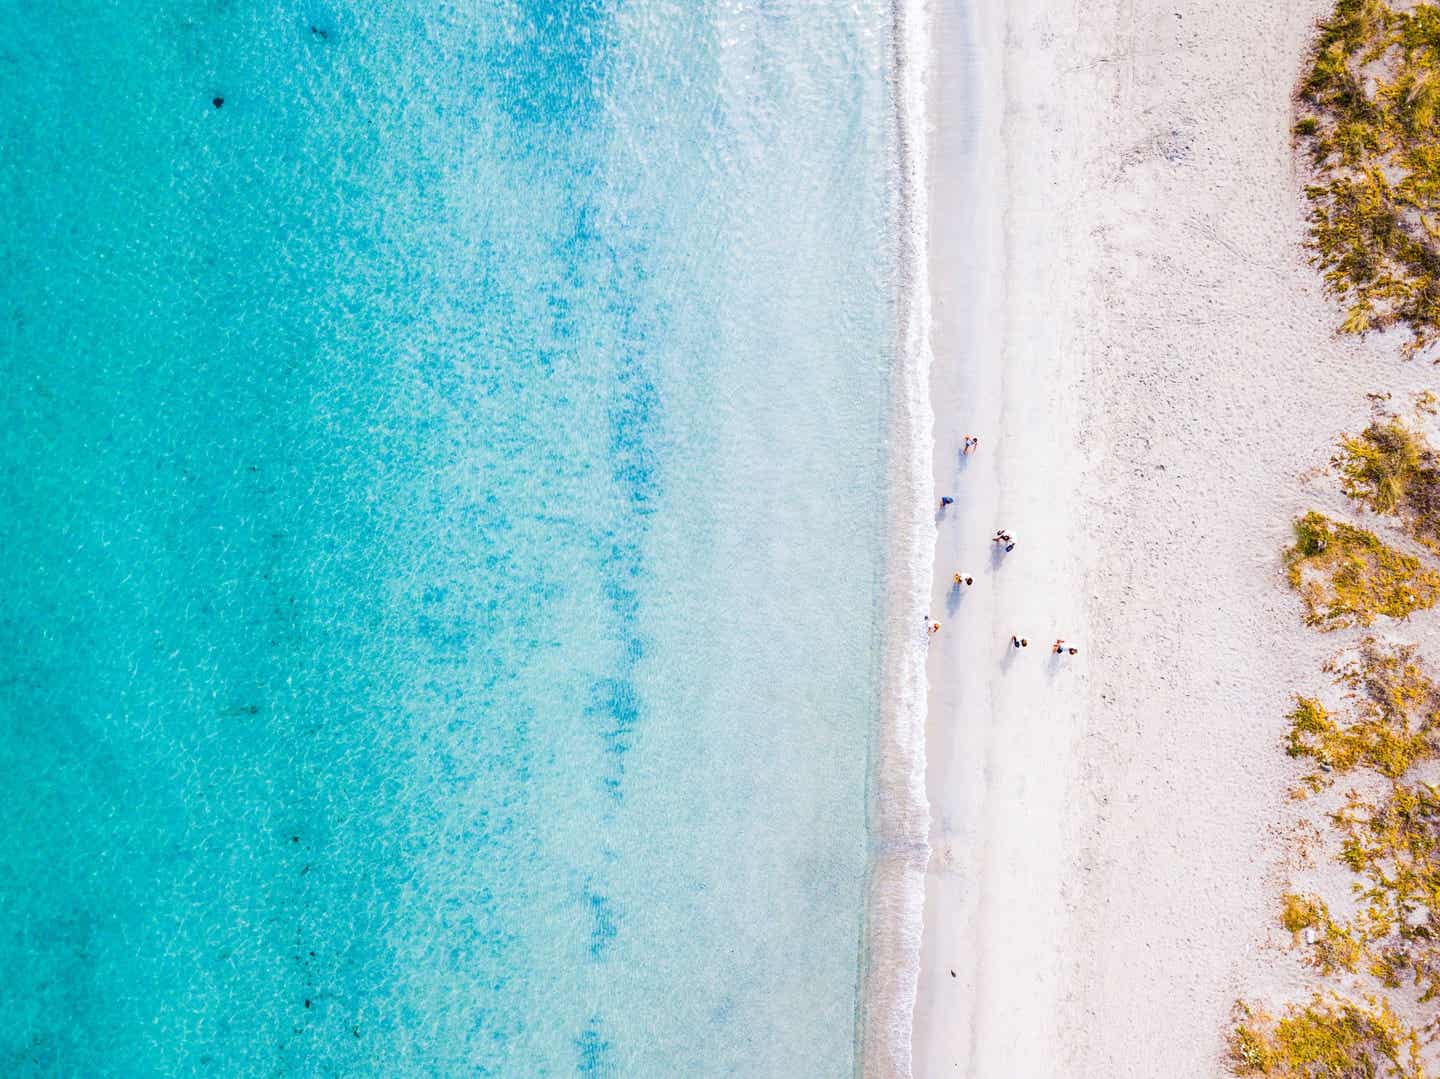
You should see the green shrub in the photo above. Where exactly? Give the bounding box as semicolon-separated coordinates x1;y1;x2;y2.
1228;994;1426;1077
1296;0;1440;351
1281;892;1324;933
1285;512;1440;628
1332;782;1440;999
1286;639;1440;778
1335;419;1440;551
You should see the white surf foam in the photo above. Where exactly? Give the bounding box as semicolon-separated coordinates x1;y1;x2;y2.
857;0;935;1073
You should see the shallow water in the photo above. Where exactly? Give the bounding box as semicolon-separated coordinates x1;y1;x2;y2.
0;3;901;1074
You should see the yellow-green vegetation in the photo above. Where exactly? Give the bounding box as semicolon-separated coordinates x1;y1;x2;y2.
1229;994;1426;1077
1278;641;1440;1003
1332;782;1440;1000
1336;419;1440;551
1297;0;1440;348
1282;891;1326;935
1286;511;1440;628
1287;639;1440;779
1233;7;1440;1071
1279;893;1367;976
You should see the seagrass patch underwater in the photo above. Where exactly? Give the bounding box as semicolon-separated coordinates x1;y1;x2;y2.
0;2;902;1074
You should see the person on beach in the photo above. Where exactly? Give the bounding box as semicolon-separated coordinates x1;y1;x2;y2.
993;529;1015;553
953;573;973;587
1010;635;1028;648
940;496;954;508
963;435;978;455
927;620;941;636
1053;639;1079;656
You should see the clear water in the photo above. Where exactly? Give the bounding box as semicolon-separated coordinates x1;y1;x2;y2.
0;3;902;1075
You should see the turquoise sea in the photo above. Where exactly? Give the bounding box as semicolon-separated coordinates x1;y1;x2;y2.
1;3;909;1074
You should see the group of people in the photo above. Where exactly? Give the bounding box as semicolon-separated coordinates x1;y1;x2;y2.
924;435;1079;657
1009;637;1078;655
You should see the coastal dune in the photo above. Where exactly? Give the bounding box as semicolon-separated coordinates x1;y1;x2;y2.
911;0;1381;1074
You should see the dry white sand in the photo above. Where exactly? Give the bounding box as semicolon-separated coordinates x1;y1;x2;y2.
907;0;1440;1074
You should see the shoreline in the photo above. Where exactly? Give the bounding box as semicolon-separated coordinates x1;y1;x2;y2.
856;0;935;1071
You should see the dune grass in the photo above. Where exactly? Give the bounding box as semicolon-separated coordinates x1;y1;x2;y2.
1279;893;1367;977
1287;639;1440;779
1285;512;1440;629
1268;783;1440;1010
1297;0;1440;351
1278;640;1440;1005
1228;7;1440;1070
1229;994;1426;1077
1332;782;1440;1000
1336;418;1440;553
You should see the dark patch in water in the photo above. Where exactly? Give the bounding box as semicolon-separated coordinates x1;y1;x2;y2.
607;361;659;512
583;887;618;959
575;1017;614;1076
587;676;639;797
551;175;663;806
487;0;613;133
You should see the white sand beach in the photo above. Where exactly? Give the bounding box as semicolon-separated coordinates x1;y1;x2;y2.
907;0;1425;1074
